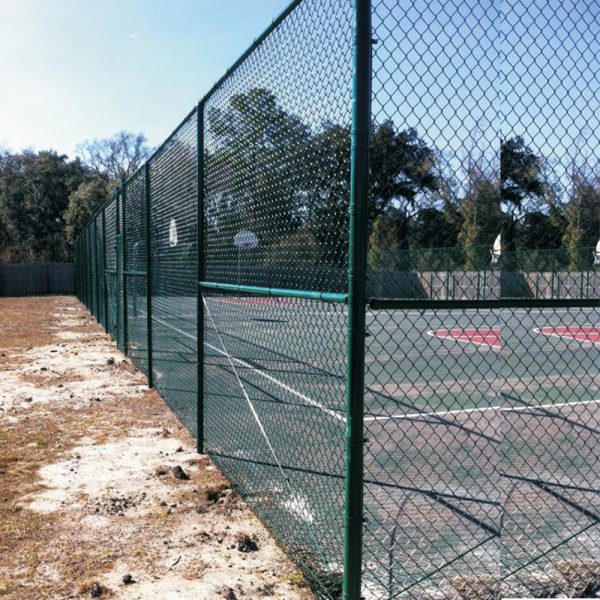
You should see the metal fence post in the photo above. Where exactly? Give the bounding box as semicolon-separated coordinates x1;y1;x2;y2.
145;163;154;388
90;220;98;318
93;219;99;318
93;217;98;319
82;231;85;305
122;180;129;353
343;1;372;599
86;227;91;308
83;232;87;305
102;206;108;330
74;238;78;298
115;190;121;343
196;101;205;454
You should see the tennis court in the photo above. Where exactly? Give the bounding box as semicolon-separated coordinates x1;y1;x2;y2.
72;0;600;595
124;291;600;596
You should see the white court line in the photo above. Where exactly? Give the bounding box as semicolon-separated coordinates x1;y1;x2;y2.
364;397;600;422
426;328;501;351
533;327;600;348
151;314;346;423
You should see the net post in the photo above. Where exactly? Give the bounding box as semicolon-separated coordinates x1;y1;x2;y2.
88;228;91;307
343;1;372;599
196;100;205;454
145;162;154;388
121;179;129;354
79;237;82;300
73;239;77;298
76;238;79;299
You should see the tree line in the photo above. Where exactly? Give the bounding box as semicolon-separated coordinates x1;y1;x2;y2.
1;88;598;270
204;89;600;272
0;132;151;262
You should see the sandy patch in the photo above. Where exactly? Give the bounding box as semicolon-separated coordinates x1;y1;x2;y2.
0;296;313;600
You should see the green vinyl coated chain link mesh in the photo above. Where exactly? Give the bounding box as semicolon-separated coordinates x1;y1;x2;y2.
73;0;599;598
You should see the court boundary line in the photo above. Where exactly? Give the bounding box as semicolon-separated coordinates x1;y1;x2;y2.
426;328;501;350
364;397;600;422
533;326;600;348
139;313;599;425
150;314;346;423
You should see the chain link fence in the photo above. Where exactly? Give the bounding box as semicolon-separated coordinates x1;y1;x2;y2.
73;0;599;598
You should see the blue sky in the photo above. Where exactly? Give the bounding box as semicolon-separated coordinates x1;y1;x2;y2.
0;0;291;158
371;0;600;197
1;0;598;197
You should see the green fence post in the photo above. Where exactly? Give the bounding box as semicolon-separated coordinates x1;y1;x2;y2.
77;237;81;299
196;101;205;454
86;229;89;305
74;238;78;298
122;179;129;353
81;231;85;304
145;163;154;388
86;227;91;309
81;234;84;302
343;1;372;599
102;206;108;330
115;188;123;350
93;219;98;318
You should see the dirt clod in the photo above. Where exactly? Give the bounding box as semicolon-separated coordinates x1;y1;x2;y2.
219;586;238;599
155;466;168;477
122;573;135;585
89;581;105;597
206;485;228;504
172;465;190;481
236;533;259;553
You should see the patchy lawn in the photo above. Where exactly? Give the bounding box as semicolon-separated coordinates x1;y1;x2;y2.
0;296;314;600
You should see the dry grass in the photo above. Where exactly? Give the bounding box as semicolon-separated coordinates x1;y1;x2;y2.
451;575;500;600
0;296;313;600
555;560;600;598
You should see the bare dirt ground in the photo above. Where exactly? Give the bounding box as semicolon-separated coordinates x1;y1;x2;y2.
0;296;314;600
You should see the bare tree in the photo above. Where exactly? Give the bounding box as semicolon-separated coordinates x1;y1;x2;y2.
76;131;153;181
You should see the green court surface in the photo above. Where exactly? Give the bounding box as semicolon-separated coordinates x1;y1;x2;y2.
126;293;600;594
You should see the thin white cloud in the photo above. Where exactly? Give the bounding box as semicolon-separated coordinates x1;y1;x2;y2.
129;30;145;39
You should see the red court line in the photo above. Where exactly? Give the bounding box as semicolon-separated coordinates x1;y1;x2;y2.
427;328;501;350
535;326;600;347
